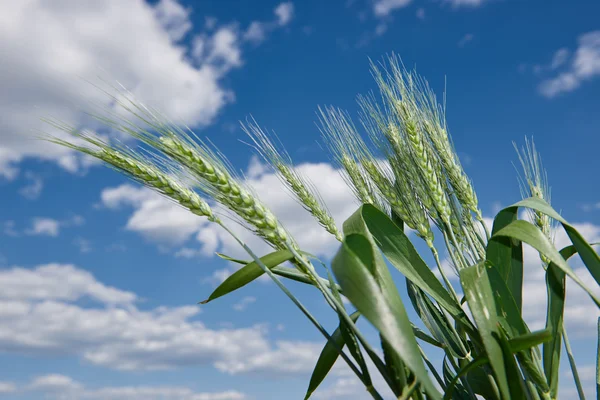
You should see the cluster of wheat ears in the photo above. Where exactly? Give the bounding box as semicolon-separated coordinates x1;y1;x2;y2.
45;55;600;399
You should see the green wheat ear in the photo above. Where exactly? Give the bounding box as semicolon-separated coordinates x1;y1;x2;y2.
514;137;555;248
41;118;216;221
242;119;343;242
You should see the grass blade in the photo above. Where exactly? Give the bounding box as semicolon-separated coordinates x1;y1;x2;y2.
201;249;293;303
460;261;523;400
304;311;361;400
344;205;471;330
510;198;600;288
491;219;600;307
332;232;441;399
486;207;524;312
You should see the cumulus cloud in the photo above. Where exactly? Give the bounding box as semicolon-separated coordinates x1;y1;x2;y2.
442;0;491;7
26;217;61;237
232;296;256;311
373;0;412;17
18;172;44;199
0;263;324;375
0;263;136;305
274;2;295;26
19;214;85;237
244;3;295;44
16;373;246;400
0;381;16;394
539;31;600;97
0;0;288;179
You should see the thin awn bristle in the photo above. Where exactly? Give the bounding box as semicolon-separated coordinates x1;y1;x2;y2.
318;106;379;207
514;137;554;245
242;120;343;242
43;126;216;222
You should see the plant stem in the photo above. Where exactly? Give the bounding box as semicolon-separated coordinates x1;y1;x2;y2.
217;222;384;400
285;243;397;395
430;246;461;304
563;326;586;400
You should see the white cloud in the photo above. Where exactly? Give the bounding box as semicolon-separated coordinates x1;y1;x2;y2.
23;374;246;400
232;296;256;311
26;217;61;237
539;31;600;97
550;48;570;70
73;237;93;253
153;0;192;41
373;0;411;17
0;0;289;179
244;3;295;45
582;202;600;212
0;0;233;178
100;184;206;245
443;0;490;7
0;382;16;394
0;263;325;375
0;263;136;305
373;0;412;17
416;8;426;20
458;33;474;47
18;172;44;199
274;2;295;26
244;21;266;43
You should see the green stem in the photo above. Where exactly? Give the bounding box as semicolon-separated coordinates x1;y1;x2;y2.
430;246;461;304
217;222;383;400
286;243;397;395
477;213;491;241
443;229;466;271
563;326;586;400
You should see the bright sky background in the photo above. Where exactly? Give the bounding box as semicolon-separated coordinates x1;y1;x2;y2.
0;0;599;399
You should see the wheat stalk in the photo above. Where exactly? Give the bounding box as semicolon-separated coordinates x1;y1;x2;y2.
242;120;343;241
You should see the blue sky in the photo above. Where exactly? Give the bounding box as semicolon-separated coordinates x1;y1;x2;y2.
0;0;599;399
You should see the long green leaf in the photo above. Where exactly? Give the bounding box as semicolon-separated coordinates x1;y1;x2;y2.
492;219;600;307
332;233;441;399
201;250;293;304
460;261;518;400
506;198;600;289
304;311;361;400
486;207;524;312
597;318;600;400
344;205;471;330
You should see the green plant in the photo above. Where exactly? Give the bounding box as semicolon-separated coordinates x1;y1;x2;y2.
45;55;600;399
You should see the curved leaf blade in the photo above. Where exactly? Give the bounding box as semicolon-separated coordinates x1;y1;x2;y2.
492;219;600;307
304;311;361;400
332;233;441;399
201;250;294;304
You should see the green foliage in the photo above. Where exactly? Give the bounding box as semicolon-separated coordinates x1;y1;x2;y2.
46;55;600;399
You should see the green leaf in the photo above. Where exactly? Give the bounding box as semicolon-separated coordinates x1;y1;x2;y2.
215;252;249;265
407;281;468;359
506;198;600;291
444;330;551;400
494;329;527;399
597;318;600;400
486;207;523;312
491;219;600;307
304;311;361;400
381;335;407;396
332;233;441;399
508;329;553;352
343;204;471;330
200;250;294;304
460;262;517;400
